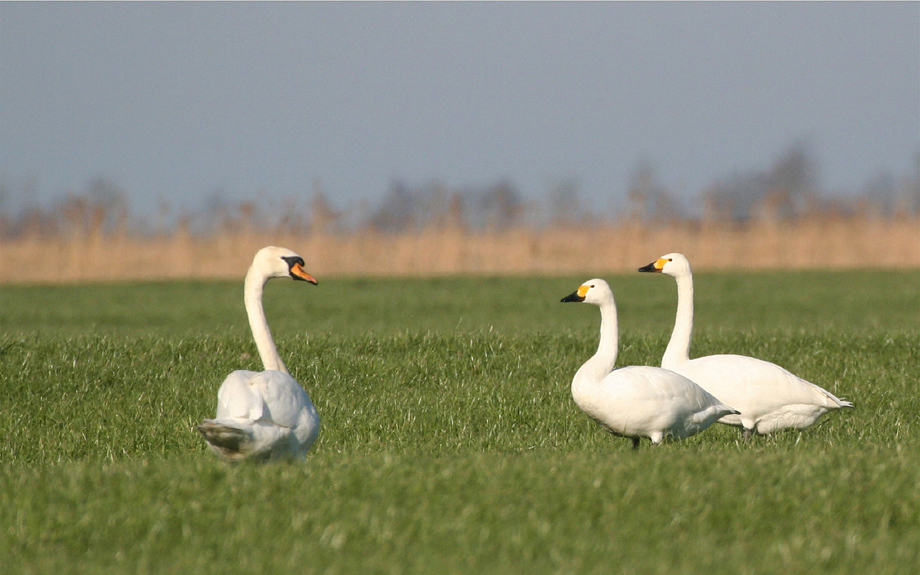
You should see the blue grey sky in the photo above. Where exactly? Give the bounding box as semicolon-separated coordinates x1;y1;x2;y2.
1;2;918;216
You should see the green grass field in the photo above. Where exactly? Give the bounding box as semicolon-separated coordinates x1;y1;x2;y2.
1;269;918;574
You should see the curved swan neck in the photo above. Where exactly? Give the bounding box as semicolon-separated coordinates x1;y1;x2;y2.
244;265;289;375
576;300;619;384
662;270;693;367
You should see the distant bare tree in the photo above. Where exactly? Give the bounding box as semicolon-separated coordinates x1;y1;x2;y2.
370;179;417;233
763;141;819;220
896;150;920;216
368;177;525;233
546;177;582;227
51;177;131;237
445;192;465;230
626;160;679;223
309;179;340;235
862;171;898;217
705;141;819;222
478;179;524;230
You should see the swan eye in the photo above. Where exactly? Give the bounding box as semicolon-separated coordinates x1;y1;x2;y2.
281;255;305;269
668;258;673;262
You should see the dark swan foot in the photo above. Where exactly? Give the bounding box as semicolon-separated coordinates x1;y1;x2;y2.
631;437;641;450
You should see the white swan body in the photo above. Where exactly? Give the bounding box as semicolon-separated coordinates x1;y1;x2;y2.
198;246;320;461
562;279;738;448
639;253;853;437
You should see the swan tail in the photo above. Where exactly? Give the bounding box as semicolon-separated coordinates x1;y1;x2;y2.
821;388;854;410
715;404;741;421
197;419;254;462
710;397;740;417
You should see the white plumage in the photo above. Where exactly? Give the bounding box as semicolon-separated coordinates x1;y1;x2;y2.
198;246;320;462
639;253;853;438
561;279;738;448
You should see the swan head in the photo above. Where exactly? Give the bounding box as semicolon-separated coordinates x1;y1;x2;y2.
561;278;613;306
253;246;318;284
638;252;691;277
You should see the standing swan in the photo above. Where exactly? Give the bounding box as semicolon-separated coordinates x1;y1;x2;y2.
638;253;853;439
561;279;738;448
198;246;321;462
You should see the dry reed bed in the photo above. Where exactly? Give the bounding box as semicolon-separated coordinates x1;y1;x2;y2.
1;217;918;284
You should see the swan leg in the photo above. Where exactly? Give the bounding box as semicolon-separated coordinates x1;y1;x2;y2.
631;437;641;450
742;427;753;442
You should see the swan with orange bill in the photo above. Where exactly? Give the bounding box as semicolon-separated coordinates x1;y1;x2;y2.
198;246;321;461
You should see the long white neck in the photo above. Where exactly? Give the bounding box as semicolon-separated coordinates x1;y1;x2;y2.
662;270;693;367
244;265;289;374
574;299;619;387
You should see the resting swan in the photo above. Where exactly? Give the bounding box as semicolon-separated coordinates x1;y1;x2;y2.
561;279;738;449
639;253;853;439
198;246;321;461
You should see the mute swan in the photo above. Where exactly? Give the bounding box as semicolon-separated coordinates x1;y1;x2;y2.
198;246;321;462
638;253;853;439
561;279;738;449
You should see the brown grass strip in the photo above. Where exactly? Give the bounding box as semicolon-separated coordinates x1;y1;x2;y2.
1;217;917;284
